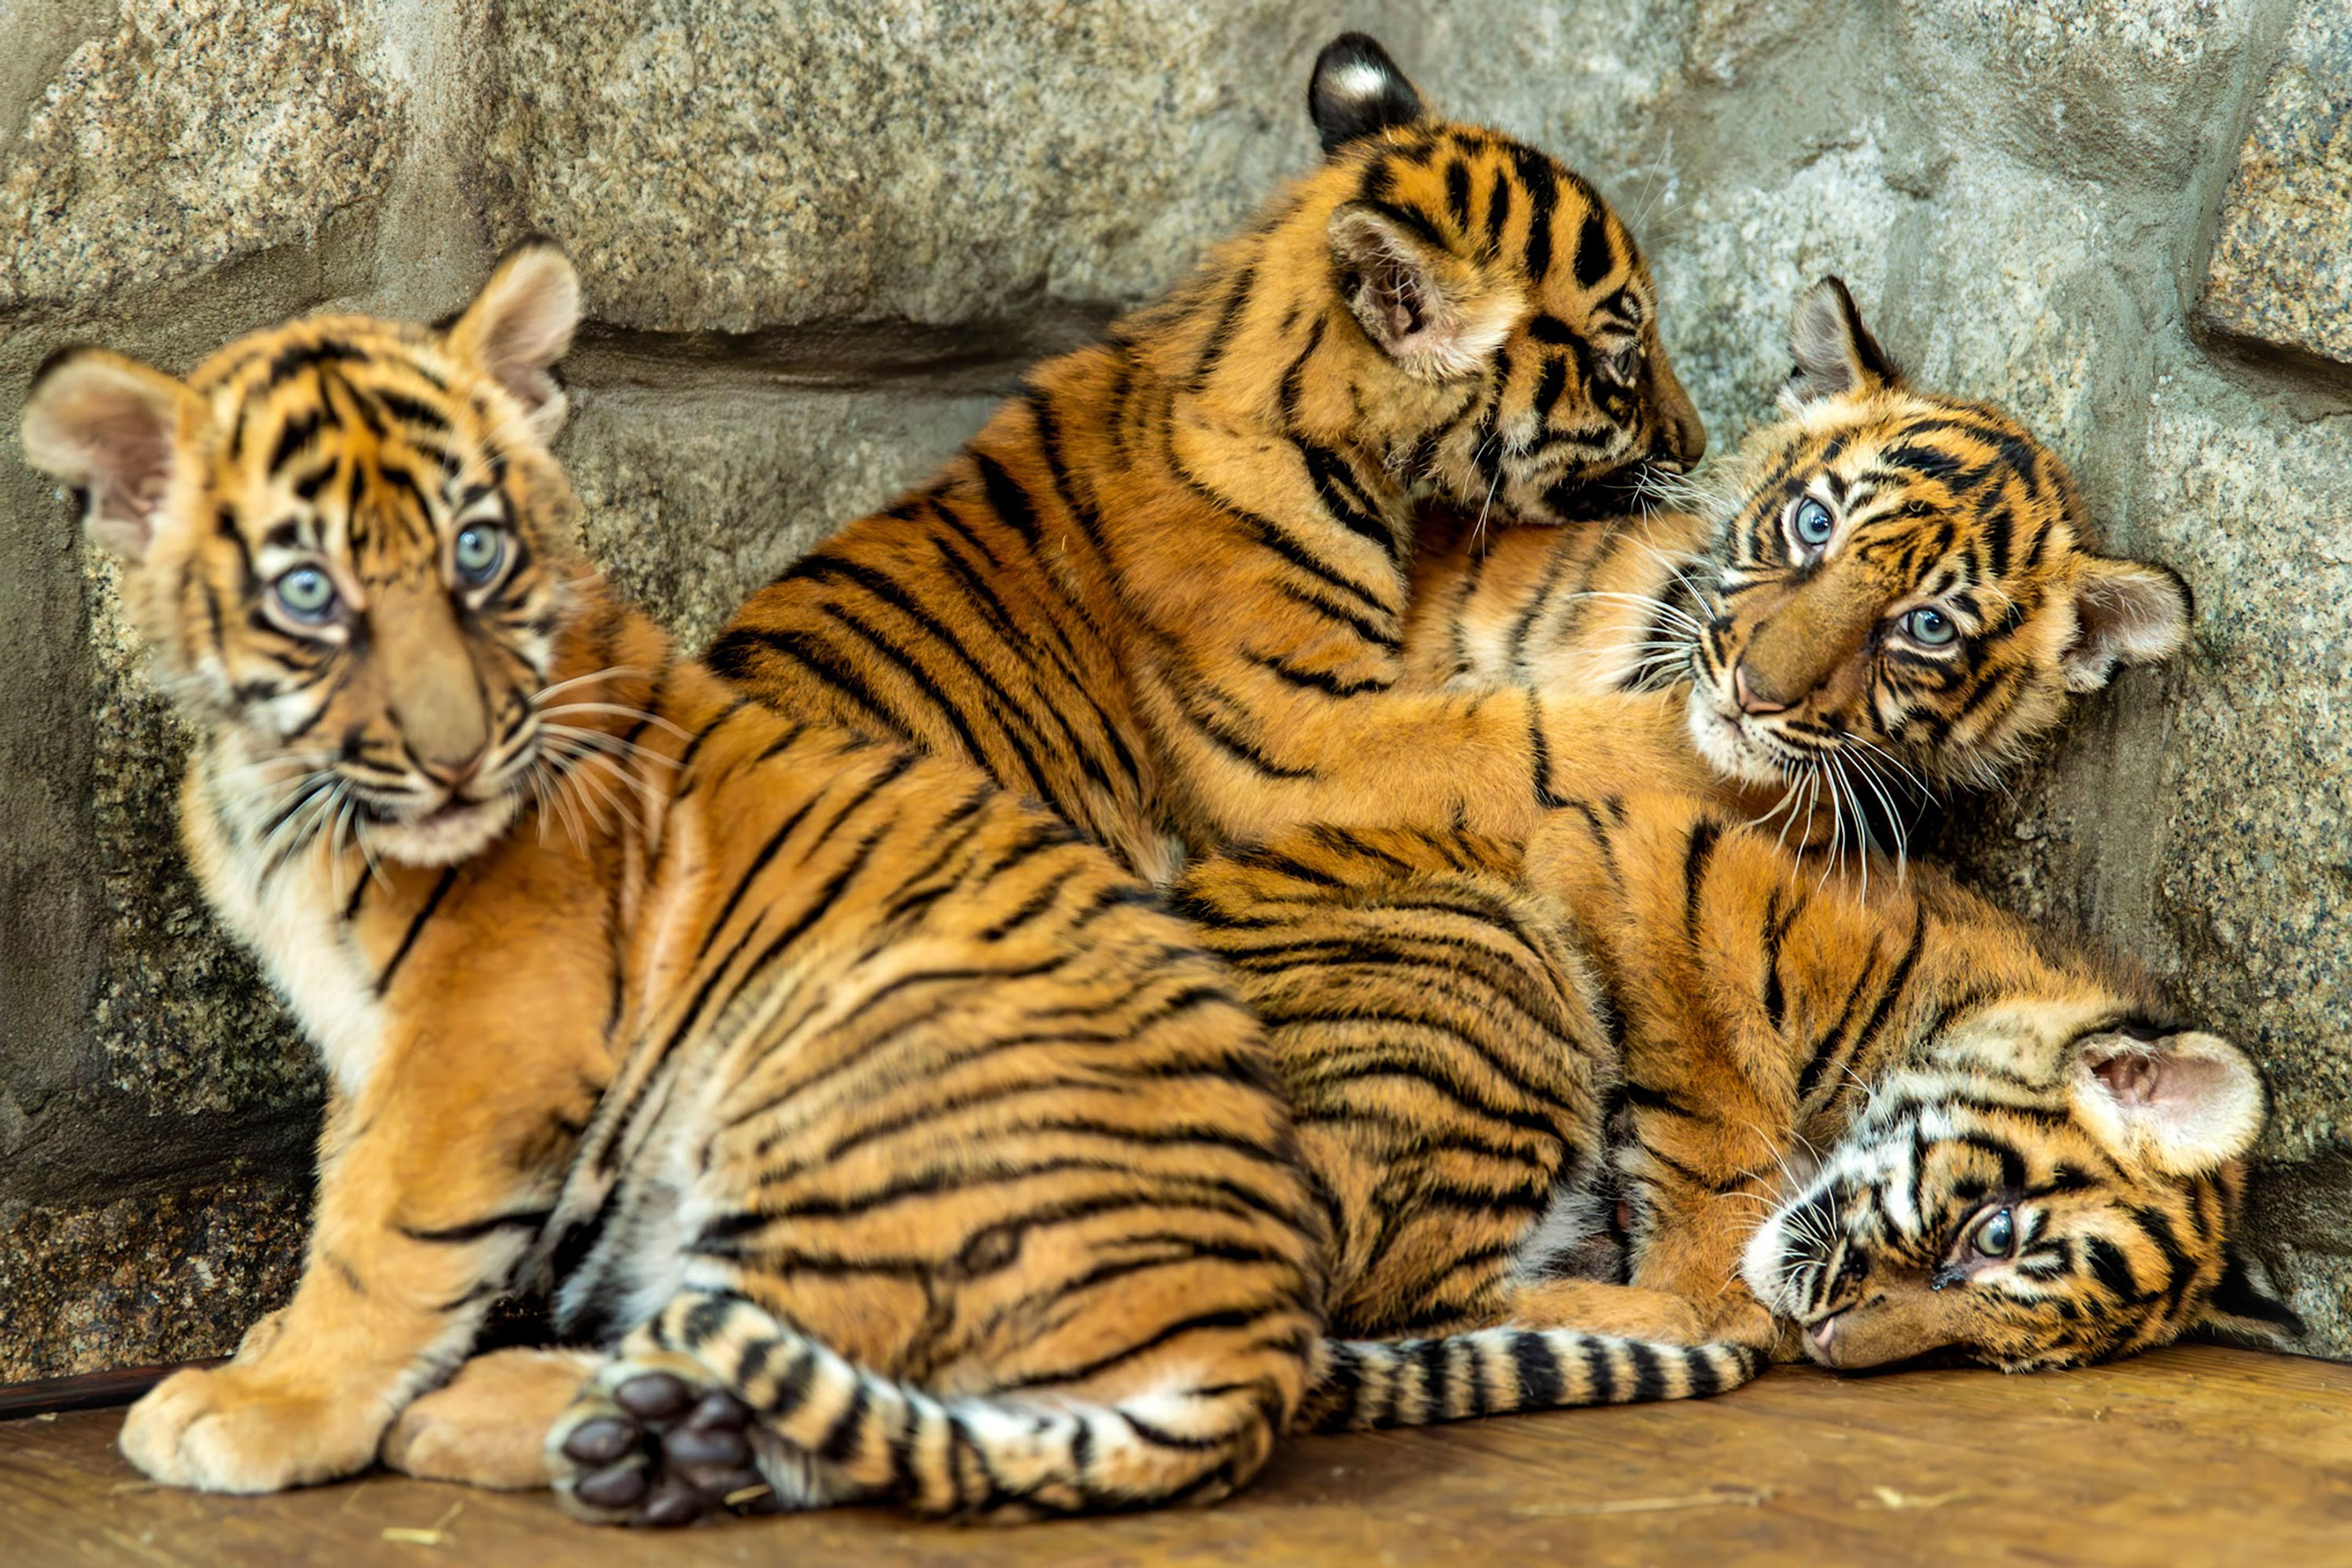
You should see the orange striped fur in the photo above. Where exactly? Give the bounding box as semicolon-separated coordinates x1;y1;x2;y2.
1179;734;2297;1371
21;239;1765;1523
24;248;1328;1518
1402;279;2195;864
708;35;1709;879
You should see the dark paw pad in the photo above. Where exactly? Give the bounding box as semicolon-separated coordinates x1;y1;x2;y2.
557;1366;769;1528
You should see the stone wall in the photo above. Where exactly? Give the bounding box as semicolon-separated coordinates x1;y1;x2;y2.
1;0;2345;1380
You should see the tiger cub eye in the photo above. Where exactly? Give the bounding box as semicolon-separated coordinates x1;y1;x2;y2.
1904;606;1959;646
1791;497;1834;549
273;565;339;624
454;524;505;585
1972;1206;2016;1257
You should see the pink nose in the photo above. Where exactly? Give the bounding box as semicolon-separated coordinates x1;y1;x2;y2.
1734;665;1789;717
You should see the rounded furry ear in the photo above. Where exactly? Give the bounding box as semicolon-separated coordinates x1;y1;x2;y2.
1308;33;1427;156
1785;276;1901;404
448;238;581;442
20;347;199;565
2062;556;2193;693
1328;203;1511;377
2070;1027;2264;1177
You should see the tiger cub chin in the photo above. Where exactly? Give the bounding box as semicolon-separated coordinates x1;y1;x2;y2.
1403;276;2195;862
1177;760;2301;1374
21;246;1757;1525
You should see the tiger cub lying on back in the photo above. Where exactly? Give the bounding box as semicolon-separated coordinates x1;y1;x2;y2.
1178;756;2301;1371
21;246;1756;1528
1403;278;2195;862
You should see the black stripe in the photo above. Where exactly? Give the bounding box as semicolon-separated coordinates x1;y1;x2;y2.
376;867;459;996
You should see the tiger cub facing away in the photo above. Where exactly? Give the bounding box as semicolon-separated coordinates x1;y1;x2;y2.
21;247;1754;1527
1403;277;2195;864
1178;771;2301;1372
709;34;1716;881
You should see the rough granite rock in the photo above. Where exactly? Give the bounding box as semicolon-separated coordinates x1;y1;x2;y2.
2196;0;2352;369
556;371;1000;651
476;0;1353;333
0;0;401;318
0;1172;309;1382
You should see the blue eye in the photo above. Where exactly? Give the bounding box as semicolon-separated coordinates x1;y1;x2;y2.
453;524;505;585
1904;606;1959;646
1791;497;1834;549
273;565;339;624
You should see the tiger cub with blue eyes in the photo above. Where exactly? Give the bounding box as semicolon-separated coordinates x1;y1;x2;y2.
1178;777;2301;1373
21;244;1762;1530
1400;277;2195;863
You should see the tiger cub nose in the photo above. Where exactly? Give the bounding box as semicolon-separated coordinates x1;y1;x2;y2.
1734;665;1790;717
418;747;489;789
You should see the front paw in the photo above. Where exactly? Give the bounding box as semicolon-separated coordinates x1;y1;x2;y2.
120;1365;379;1493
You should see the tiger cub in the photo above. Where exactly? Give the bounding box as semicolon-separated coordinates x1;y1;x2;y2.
709;34;1716;881
1402;277;2195;862
1177;753;2301;1370
21;247;1752;1526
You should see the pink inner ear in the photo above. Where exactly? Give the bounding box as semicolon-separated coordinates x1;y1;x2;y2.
2091;1051;2161;1107
2092;1047;2230;1112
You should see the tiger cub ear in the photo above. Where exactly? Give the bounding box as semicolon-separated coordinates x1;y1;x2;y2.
20;347;201;566
448;238;581;443
2069;1026;2265;1177
2062;556;2193;692
1329;204;1513;378
2196;1243;2307;1350
1785;276;1902;404
1308;33;1427;156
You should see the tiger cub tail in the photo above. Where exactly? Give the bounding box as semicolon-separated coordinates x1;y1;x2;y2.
1302;1331;1765;1432
554;1289;1298;1521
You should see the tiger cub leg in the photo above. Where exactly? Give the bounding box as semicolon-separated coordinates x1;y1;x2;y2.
379;1347;600;1491
1501;1280;1713;1343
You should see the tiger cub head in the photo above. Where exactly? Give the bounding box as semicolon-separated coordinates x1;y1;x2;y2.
1743;997;2299;1372
1287;34;1705;519
22;243;590;867
1686;279;2192;797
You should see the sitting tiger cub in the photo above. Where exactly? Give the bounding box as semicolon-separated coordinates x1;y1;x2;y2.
21;246;1755;1526
1403;277;2195;863
1178;748;2301;1370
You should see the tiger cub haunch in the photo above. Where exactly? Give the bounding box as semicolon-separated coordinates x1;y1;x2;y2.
21;245;1756;1524
24;246;1330;1520
1404;277;2194;857
710;33;1714;879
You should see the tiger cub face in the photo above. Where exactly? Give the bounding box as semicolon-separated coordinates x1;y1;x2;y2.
1686;279;2191;796
24;246;586;867
1296;34;1705;521
1743;1006;2292;1371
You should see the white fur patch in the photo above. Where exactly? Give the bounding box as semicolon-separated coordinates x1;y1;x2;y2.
1332;61;1393;101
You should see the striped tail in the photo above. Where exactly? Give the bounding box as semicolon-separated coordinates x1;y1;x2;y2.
628;1290;1286;1519
1300;1329;1766;1431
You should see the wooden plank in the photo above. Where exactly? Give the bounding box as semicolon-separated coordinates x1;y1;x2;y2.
2;1347;2346;1567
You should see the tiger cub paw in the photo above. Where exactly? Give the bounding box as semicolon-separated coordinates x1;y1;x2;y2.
548;1354;771;1528
119;1364;375;1493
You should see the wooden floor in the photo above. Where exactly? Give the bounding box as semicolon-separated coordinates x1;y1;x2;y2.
5;1346;2348;1566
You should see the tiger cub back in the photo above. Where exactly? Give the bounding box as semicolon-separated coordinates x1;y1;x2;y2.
1403;278;2195;857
